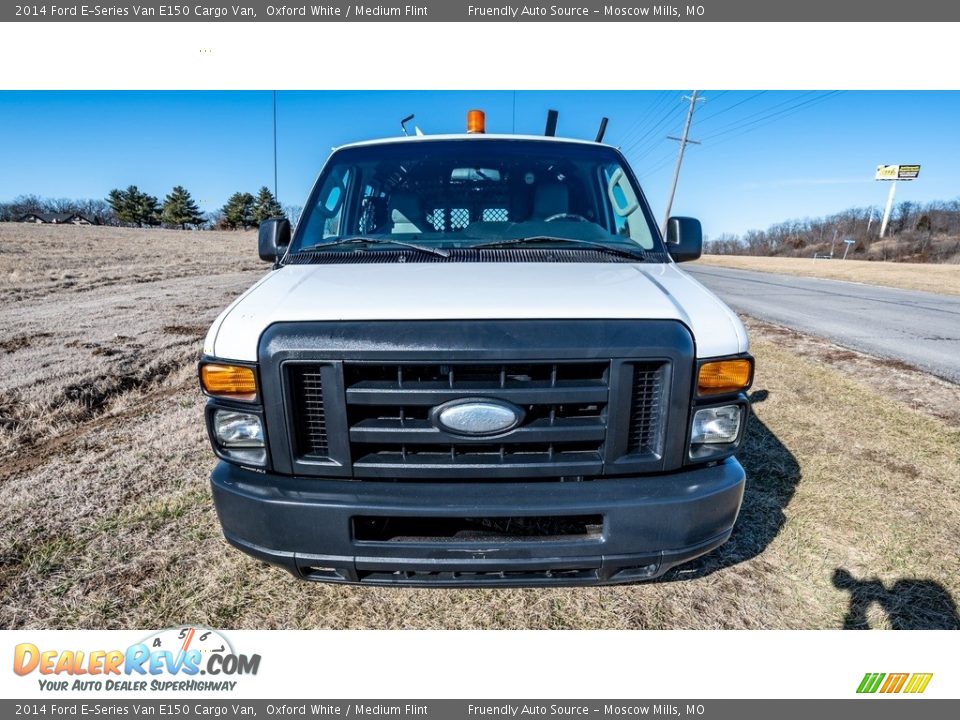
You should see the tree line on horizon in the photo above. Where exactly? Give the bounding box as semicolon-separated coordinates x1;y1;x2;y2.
106;185;286;229
707;198;960;264
0;185;296;230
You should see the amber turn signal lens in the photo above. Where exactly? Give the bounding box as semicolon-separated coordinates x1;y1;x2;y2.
697;359;753;396
200;364;257;401
466;109;486;134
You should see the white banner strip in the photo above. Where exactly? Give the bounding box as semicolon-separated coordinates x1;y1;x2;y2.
3;629;955;699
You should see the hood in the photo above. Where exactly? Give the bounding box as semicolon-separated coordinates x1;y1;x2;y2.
204;262;748;362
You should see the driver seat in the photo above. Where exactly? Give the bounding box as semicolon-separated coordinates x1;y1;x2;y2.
389;191;425;234
532;181;569;220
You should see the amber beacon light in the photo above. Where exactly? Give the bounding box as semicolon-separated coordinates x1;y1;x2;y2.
697;358;753;396
466;109;486;134
200;363;257;401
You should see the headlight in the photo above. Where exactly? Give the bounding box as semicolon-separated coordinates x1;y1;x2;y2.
212;410;266;466
691;405;742;445
690;405;743;461
213;410;264;447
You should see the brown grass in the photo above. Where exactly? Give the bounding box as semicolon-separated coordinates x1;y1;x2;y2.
0;224;262;457
1;224;958;629
696;254;960;296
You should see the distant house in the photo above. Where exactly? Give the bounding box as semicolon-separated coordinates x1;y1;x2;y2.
17;212;96;225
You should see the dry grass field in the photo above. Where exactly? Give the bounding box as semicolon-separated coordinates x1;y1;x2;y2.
696;254;960;296
1;224;958;630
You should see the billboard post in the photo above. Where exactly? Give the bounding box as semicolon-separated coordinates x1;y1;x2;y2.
879;181;897;238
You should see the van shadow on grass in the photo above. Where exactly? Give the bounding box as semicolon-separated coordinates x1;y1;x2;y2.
660;388;802;581
657;389;960;629
832;568;960;630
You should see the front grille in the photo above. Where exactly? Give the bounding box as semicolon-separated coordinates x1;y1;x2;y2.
286;359;671;479
289;366;329;458
628;364;666;456
268;320;693;480
341;361;609;479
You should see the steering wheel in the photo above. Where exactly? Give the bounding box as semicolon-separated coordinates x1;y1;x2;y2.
545;213;590;223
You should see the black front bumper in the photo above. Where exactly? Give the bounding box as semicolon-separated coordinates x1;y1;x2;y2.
210;458;745;587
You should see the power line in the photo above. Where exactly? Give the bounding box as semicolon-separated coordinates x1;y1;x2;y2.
628;89;726;165
640;91;843;178
616;91;673;149
703;91;843;144
622;102;686;161
694;90;768;124
640;147;686;177
618;93;666;147
624;99;685;152
698;91;822;140
621;95;686;156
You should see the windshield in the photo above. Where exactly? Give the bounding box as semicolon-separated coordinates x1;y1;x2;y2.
288;139;664;256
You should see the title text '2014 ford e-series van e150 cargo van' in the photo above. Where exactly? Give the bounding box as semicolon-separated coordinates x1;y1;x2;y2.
199;110;753;586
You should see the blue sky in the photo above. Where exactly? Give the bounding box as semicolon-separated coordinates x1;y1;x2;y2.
1;90;958;237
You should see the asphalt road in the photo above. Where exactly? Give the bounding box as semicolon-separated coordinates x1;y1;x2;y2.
685;265;960;383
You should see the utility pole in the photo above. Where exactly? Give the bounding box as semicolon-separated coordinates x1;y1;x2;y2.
273;90;279;202
662;90;702;233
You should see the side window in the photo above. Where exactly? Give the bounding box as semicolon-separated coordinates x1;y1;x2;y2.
605;165;653;248
302;166;351;241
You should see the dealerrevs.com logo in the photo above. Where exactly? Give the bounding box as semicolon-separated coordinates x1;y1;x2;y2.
13;627;261;692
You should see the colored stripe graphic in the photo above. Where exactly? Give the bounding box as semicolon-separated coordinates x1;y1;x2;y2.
880;673;909;693
857;672;932;694
904;673;933;694
857;673;885;693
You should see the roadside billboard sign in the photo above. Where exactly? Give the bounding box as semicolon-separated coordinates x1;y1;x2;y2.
875;164;921;180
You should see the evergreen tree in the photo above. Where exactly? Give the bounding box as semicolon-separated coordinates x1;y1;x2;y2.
251;186;285;225
137;191;161;227
107;185;160;227
107;187;137;226
220;191;255;229
161;185;204;229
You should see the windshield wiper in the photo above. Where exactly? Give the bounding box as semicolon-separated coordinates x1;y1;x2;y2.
472;236;646;261
298;236;450;258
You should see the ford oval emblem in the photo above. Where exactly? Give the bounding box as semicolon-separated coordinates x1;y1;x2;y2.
432;399;524;437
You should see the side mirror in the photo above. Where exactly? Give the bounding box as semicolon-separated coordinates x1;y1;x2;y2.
665;216;703;263
258;217;291;263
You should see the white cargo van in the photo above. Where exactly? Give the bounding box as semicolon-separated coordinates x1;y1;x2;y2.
199;112;753;586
